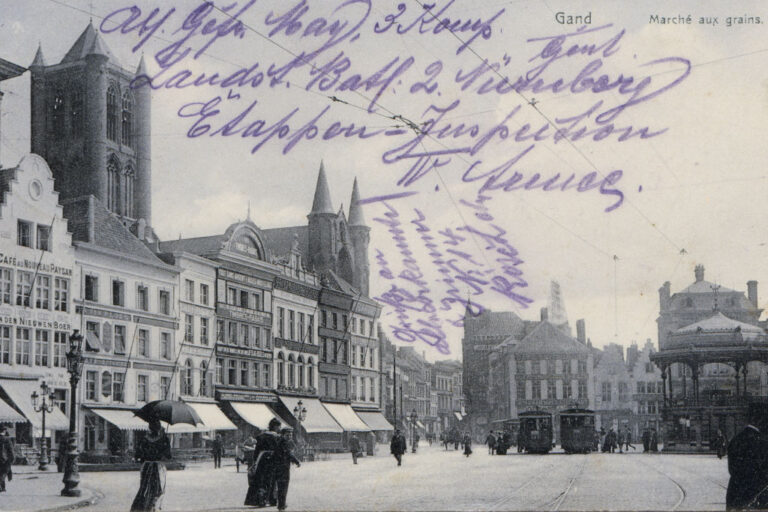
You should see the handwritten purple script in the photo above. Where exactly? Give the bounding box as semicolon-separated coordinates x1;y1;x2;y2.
100;0;692;354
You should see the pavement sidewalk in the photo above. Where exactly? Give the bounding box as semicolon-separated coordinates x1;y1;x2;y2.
1;466;99;512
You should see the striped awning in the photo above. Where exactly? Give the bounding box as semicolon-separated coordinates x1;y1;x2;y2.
278;396;342;433
90;408;148;431
187;402;237;431
0;378;69;430
322;403;370;432
230;402;284;430
357;411;393;431
0;397;25;423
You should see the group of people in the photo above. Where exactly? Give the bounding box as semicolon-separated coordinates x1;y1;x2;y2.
244;418;301;510
597;427;638;453
485;431;513;455
439;429;471;452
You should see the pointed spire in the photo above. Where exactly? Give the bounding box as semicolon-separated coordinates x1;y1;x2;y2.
61;22;115;64
136;53;148;75
310;161;334;215
348;177;366;226
30;43;46;67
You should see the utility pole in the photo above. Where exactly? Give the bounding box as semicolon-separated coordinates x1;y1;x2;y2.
393;349;397;427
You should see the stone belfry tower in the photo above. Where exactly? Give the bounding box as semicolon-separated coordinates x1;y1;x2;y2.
348;178;370;296
30;22;152;225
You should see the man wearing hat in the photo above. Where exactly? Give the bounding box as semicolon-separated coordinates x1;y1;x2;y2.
245;418;282;507
0;427;15;492
273;427;301;511
727;405;768;509
390;429;406;466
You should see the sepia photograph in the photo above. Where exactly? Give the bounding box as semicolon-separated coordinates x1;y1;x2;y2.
0;0;767;510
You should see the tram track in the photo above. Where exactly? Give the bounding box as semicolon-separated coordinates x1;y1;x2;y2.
656;456;728;491
547;456;588;511
478;457;561;511
635;457;687;511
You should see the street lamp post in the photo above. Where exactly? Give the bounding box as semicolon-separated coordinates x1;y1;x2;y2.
410;409;418;453
31;381;56;471
61;330;84;497
293;400;307;461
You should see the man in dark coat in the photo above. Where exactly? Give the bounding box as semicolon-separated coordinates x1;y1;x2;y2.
349;433;361;464
642;429;651;452
714;429;727;459
212;434;223;469
390;429;406;466
485;431;496;455
245;419;281;507
650;429;659;452
727;411;768;510
273;428;301;511
0;427;14;492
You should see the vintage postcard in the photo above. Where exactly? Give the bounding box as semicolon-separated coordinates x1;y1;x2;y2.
0;0;766;510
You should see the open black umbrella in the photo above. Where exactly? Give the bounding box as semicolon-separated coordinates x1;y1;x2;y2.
134;400;202;426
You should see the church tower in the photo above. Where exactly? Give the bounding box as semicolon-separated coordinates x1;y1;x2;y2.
30;22;152;225
348;178;370;296
307;162;337;273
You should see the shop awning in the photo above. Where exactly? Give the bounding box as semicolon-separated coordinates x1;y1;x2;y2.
0;378;69;430
230;402;284;430
322;403;370;432
356;411;393;431
187;402;237;431
416;420;426;430
278;396;342;434
454;412;463;421
0;397;26;423
90;408;149;431
85;331;102;352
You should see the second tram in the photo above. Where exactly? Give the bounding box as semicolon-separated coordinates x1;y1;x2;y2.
518;410;553;454
560;408;596;454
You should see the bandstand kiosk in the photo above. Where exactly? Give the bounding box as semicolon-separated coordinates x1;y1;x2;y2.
651;311;768;451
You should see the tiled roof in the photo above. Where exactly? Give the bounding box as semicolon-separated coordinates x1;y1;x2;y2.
513;321;589;354
158;235;225;256
261;225;308;259
62;196;166;265
675;311;764;337
677;280;735;294
464;310;525;339
322;269;359;295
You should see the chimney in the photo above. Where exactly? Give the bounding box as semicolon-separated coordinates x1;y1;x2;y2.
694;264;705;282
540;307;548;321
576;319;586;344
748;281;758;308
659;281;671;311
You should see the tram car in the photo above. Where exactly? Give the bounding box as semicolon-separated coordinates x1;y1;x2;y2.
559;408;596;454
517;410;553;454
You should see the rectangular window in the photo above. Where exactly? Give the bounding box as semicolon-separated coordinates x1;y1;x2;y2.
241;361;249;387
16;270;32;307
185;279;194;302
555;379;563;400
138;329;149;357
265;329;271;349
85;275;98;302
532;380;540;399
263;364;270;388
228;287;237;305
37;225;51;251
228;360;237;385
161;332;171;359
34;329;49;366
35;275;51;310
555;359;563;374
200;318;209;346
351;318;357;334
240;324;248;346
159;290;170;315
298;312;305;342
17;220;32;247
86;371;97;401
619;382;629;402
289;310;295;340
200;284;209;305
113;373;125;401
601;382;612;402
1;326;12;364
54;277;69;312
343;315;348;331
578;360;587;374
15;327;30;365
251;362;259;388
217;320;225;342
228;321;237;344
637;381;646;394
332;313;338;330
578;380;587;399
351;376;357;400
321;310;327;327
0;268;11;305
216;359;223;384
137;285;149;311
251;326;260;348
101;371;112;398
112;279;124;307
160;376;170;400
278;308;285;338
114;325;126;354
369;321;374;337
184;314;194;342
308;315;314;343
239;290;248;309
137;375;148;402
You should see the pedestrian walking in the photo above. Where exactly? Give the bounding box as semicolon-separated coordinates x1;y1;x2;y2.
412;431;420;453
212;434;223;469
235;440;244;473
617;430;624;453
463;432;472;457
0;427;15;493
273;427;301;511
130;419;172;512
623;428;635;451
727;408;768;509
485;431;496;455
350;433;361;464
245;418;281;507
243;434;257;467
714;429;727;459
390;429;406;466
650;429;659;453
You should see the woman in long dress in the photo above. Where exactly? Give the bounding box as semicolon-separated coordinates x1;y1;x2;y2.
245;419;281;507
131;419;171;512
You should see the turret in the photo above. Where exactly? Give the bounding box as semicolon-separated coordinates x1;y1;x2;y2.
348;178;370;296
135;55;152;224
29;44;47;158
307;162;336;273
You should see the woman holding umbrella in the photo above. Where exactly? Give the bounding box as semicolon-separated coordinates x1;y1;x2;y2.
132;399;202;511
131;418;171;512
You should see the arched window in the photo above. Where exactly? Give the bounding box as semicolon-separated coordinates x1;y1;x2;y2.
277;353;285;386
182;359;194;395
70;88;84;137
288;354;295;387
307;357;315;388
107;85;118;142
297;356;305;388
123;165;135;218
200;361;209;396
52;89;65;135
121;91;133;147
107;156;121;214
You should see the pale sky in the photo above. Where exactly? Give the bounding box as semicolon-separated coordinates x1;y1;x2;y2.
1;0;767;361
